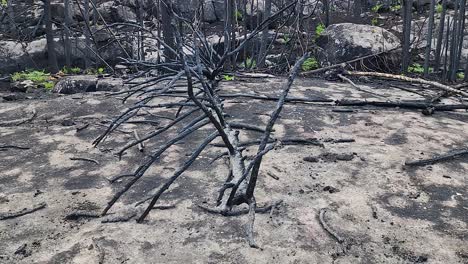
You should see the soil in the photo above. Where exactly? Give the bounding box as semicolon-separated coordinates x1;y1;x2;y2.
0;77;467;263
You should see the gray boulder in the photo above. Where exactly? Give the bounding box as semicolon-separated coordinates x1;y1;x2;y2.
53;76;123;94
316;23;401;71
202;0;224;22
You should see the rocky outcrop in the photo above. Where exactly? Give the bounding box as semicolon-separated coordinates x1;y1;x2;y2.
0;37;128;74
53;75;123;94
316;23;401;71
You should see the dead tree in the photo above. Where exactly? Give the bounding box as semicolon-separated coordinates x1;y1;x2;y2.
43;0;59;73
401;0;412;73
64;0;73;67
423;0;435;77
94;0;300;247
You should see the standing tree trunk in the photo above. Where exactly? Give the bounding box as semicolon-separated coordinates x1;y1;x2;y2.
454;0;466;80
161;0;176;61
257;0;272;68
64;0;72;67
223;0;235;68
6;0;18;39
43;0;59;73
137;0;145;61
323;0;330;26
423;0;435;77
434;0;447;72
448;0;460;81
83;0;91;68
401;0;413;73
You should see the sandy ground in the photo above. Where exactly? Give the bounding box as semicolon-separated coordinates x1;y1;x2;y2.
0;77;467;264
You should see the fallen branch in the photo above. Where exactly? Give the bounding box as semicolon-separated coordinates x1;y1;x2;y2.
153;204;176;210
0;145;30;150
343;71;468;97
219;93;333;104
211;138;324;148
76;123;89;132
0;202;46;220
319;208;345;244
246;197;258;248
336;100;468;111
133;130;145;152
198;200;283;216
92;238;105;264
108;174;135;183
337;74;387;98
70;157;100;165
101;212;137;223
65;211;101;220
0;109;37;127
405;148;468;166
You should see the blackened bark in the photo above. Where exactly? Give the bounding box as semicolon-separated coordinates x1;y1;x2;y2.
43;0;59;73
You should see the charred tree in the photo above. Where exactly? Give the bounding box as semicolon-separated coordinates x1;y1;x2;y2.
43;0;59;73
95;0;300;247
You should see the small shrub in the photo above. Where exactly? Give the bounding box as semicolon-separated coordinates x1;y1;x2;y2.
436;3;443;13
315;23;326;38
371;18;379;26
371;3;383;13
281;34;291;44
223;75;235;81
239;57;256;69
84;67;105;75
1;0;7;6
43;81;55;90
301;57;319;71
408;63;424;74
457;72;464;79
62;66;82;75
390;4;401;11
235;10;243;22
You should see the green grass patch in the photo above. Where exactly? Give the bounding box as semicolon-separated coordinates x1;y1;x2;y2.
11;70;55;90
315;23;326;38
302;57;319;71
408;63;424;74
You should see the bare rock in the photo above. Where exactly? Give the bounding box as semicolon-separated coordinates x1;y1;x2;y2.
53;76;123;94
316;23;401;71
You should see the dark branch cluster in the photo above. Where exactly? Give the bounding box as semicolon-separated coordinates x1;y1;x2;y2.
94;1;304;247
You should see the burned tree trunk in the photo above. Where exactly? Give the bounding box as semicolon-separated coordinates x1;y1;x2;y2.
423;0;435;77
64;0;73;67
43;0;59;73
401;0;413;74
161;0;176;61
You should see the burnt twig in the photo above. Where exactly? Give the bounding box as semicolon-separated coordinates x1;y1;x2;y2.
70;157;100;165
0;202;46;220
405;148;468;166
319;208;345;244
